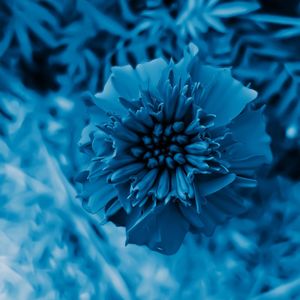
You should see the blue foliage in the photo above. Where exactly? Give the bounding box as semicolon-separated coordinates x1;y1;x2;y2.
0;0;300;298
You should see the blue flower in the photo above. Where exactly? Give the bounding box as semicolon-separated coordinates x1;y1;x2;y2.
78;45;272;255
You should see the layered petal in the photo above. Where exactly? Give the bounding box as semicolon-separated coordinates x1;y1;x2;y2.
192;65;257;126
228;107;272;162
126;204;189;255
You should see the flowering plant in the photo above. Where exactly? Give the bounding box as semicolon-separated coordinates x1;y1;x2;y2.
78;45;271;254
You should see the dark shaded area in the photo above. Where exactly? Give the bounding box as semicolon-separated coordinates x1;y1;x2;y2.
259;0;300;16
19;48;65;93
275;148;300;180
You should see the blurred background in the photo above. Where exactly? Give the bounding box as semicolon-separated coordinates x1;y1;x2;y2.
1;0;300;299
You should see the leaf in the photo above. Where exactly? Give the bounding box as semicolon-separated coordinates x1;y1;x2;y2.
78;0;127;36
248;14;300;26
274;27;300;39
211;1;260;18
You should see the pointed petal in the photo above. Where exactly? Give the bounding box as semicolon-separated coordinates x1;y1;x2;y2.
82;177;117;214
156;169;170;200
115;182;132;213
186;154;210;170
194;173;236;196
110;163;145;183
132;168;159;199
193;180;207;213
185;141;209;154
176;167;192;200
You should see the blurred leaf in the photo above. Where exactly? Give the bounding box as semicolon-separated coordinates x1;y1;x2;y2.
212;2;260;18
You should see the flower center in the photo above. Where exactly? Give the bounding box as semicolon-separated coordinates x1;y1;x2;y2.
139;121;191;169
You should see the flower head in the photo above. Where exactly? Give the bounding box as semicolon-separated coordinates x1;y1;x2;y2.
78;45;271;254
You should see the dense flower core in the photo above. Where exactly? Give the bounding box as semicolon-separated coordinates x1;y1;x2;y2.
134;119;214;170
101;72;230;209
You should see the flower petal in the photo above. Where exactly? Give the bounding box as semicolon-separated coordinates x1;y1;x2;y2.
111;65;140;99
93;76;128;117
81;176;117;214
179;204;205;230
156;169;171;200
110;162;145;183
192;65;257;126
228;107;272;162
136;58;168;90
194;173;236;196
126;204;189;255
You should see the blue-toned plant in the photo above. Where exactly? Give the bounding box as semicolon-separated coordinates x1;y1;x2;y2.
260;63;300;180
50;0;127;92
0;116;133;300
0;64;85;180
160;176;300;299
78;45;272;254
143;0;260;35
0;0;59;61
105;0;262;76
